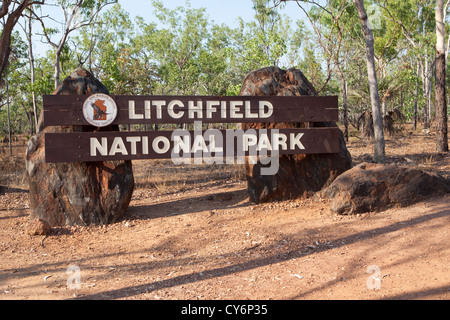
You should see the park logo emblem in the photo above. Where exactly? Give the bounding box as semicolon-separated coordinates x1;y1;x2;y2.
82;93;118;127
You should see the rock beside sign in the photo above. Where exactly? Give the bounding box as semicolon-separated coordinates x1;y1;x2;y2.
241;66;352;203
27;218;52;236
26;68;134;227
324;162;450;215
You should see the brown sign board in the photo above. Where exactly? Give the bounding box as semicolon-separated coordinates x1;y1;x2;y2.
42;95;339;126
42;94;341;163
44;128;340;163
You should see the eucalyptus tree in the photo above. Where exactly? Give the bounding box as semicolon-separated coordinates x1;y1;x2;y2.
73;3;140;94
32;0;117;89
148;0;209;96
18;7;39;128
435;0;448;152
0;0;44;85
198;23;237;96
250;0;289;67
232;0;303;74
353;0;385;163
377;0;437;129
0;30;31;153
290;0;361;141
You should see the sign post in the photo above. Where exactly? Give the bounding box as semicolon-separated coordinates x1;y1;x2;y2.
43;94;340;164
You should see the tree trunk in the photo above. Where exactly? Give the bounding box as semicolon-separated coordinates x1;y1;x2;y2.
339;71;349;142
353;0;385;163
423;56;429;129
54;51;61;90
26;13;38;130
0;0;32;86
436;0;448;152
427;75;433;124
400;89;403;111
344;80;348;141
414;82;418;131
0;22;13;87
6;66;12;156
414;60;420;131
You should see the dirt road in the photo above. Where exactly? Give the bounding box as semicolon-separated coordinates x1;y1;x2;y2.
1;129;449;300
1;183;449;300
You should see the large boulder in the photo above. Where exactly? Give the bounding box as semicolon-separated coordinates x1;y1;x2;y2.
325;162;450;215
240;67;352;203
26;68;134;227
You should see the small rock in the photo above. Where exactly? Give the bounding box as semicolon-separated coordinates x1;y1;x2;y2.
218;193;233;201
28;218;52;236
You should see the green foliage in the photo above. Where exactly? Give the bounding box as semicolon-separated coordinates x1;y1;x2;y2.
1;0;448;140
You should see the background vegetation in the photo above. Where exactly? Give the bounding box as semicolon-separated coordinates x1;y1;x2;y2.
0;0;449;150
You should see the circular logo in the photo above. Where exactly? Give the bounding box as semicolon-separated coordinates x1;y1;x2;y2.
82;93;118;127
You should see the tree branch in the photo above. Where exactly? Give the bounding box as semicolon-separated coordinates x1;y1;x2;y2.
0;0;44;85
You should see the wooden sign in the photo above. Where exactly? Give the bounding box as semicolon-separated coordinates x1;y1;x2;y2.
42;95;338;126
42;94;340;163
44;128;340;163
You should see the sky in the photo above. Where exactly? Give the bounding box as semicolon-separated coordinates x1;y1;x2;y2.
29;0;308;58
118;0;305;27
119;0;255;26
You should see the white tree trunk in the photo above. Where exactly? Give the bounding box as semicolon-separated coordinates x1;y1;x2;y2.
26;14;38;130
353;0;385;162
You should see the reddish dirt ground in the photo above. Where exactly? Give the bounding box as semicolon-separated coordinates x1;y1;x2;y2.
0;126;449;300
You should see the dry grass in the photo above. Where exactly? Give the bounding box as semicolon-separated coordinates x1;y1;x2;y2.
133;159;246;194
0;156;28;190
346;122;450;178
0;137;29;190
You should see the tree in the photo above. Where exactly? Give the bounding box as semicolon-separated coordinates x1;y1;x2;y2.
292;0;358;141
435;0;448;152
377;0;437;129
234;0;300;73
74;3;141;94
0;31;29;152
353;0;385;163
148;0;209;95
251;0;288;67
18;7;38;128
197;23;235;95
33;0;116;89
0;0;44;85
5;63;11;155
